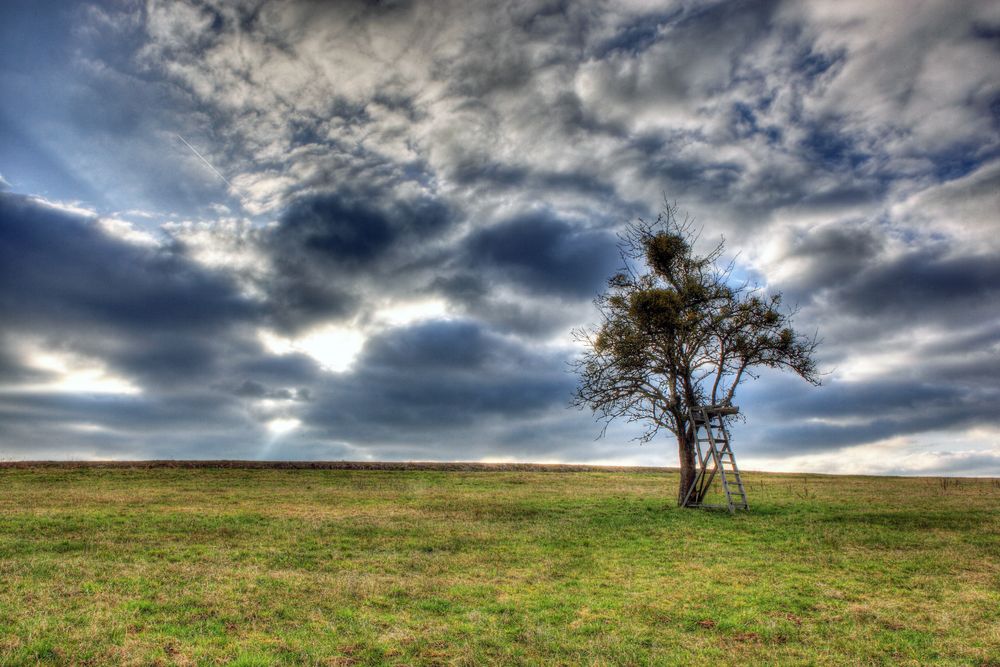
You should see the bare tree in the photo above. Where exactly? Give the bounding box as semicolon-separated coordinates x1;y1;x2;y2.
572;204;820;505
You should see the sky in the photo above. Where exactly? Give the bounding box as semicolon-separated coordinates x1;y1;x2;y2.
0;0;998;475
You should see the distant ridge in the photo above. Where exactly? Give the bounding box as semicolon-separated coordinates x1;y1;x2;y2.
0;460;676;473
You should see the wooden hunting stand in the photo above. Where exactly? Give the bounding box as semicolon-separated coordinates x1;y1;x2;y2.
681;404;748;513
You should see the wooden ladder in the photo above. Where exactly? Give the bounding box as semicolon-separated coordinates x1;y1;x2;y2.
681;405;749;513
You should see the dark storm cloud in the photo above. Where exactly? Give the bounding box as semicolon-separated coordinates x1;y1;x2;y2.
307;319;574;440
736;221;1000;463
0;192;259;386
231;379;311;402
0;390;239;434
422;210;625;340
262;190;454;332
0;391;271;461
448;159;621;202
0;194;249;329
0;194;334;458
774;226;1000;364
0;342;44;385
735;372;1000;455
232;352;323;388
463;212;619;298
273;192;452;267
768;223;886;302
832;248;1000;321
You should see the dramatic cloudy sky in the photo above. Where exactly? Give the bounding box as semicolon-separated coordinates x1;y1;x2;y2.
1;0;998;475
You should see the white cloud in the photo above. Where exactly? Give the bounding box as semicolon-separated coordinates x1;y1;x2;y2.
97;217;160;247
788;0;1000;158
374;299;451;327
28;195;96;219
890;160;1000;252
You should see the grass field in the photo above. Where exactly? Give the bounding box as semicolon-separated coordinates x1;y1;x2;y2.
0;464;998;666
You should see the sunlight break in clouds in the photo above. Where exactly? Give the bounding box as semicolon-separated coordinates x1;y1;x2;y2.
10;345;141;396
257;299;450;373
266;417;302;436
259;326;366;374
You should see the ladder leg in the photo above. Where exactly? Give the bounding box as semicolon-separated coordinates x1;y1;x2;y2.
680;421;706;507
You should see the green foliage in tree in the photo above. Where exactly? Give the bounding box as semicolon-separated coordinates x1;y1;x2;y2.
573;204;820;505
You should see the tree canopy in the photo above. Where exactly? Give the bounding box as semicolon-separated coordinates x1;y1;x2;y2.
573;204;820;504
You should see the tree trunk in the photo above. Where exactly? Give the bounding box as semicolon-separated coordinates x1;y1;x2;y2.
676;427;698;506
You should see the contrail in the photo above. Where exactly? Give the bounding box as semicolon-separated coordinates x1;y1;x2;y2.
175;134;237;192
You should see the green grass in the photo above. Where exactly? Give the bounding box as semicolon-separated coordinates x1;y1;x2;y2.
0;466;997;665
